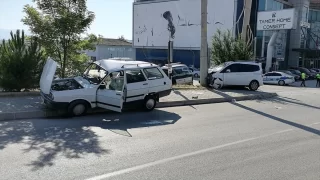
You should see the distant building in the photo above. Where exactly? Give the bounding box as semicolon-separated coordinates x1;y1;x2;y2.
84;38;135;61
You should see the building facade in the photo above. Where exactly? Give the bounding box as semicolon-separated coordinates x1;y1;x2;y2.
133;0;320;69
84;38;135;61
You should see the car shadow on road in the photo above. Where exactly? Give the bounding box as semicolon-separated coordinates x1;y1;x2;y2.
0;110;181;171
212;90;320;136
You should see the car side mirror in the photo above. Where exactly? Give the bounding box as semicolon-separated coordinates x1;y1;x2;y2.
226;69;231;73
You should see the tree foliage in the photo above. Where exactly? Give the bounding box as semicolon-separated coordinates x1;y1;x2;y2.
22;0;97;78
0;30;45;92
211;29;253;65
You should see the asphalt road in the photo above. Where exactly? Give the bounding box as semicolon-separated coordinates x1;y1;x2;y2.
0;85;319;180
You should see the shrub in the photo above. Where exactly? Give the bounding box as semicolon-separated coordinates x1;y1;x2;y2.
0;30;45;92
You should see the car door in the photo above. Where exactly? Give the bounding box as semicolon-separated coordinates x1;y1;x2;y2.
96;70;125;112
273;73;283;83
125;69;149;102
222;63;241;85
265;73;278;84
143;67;170;93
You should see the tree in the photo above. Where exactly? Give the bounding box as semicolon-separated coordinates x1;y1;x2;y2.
0;30;45;92
211;29;253;65
22;0;96;78
118;35;126;41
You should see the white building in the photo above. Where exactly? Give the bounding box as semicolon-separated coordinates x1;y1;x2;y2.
84;38;135;61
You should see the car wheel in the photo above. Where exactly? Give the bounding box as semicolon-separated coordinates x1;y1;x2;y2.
194;73;199;78
278;80;285;86
67;100;89;117
143;95;157;111
249;80;259;91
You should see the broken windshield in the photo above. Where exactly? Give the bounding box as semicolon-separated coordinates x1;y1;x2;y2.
83;63;107;85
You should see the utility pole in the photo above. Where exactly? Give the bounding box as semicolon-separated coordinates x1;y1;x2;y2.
200;0;208;86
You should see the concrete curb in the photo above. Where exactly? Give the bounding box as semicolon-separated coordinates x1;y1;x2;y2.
0;91;40;97
0;92;278;121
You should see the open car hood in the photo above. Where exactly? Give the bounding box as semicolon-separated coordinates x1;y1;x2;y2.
40;58;57;94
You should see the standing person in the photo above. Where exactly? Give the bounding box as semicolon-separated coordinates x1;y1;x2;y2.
316;73;320;87
301;72;306;87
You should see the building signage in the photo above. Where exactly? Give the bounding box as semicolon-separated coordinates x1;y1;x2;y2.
257;9;297;31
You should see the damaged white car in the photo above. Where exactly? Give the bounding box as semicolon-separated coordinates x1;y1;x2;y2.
40;58;172;116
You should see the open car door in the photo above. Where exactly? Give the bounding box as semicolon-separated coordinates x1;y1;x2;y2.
96;71;125;112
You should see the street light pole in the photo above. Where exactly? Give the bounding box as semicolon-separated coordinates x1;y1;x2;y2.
200;0;208;86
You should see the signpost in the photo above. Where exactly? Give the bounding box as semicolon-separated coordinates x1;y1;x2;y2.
257;8;297;31
256;8;297;72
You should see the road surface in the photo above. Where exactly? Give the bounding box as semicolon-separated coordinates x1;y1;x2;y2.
0;86;319;180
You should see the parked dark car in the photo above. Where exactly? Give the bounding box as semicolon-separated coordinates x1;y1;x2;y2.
288;69;309;80
278;70;300;81
311;68;320;73
289;67;315;79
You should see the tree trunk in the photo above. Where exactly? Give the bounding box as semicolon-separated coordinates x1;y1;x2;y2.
62;47;67;78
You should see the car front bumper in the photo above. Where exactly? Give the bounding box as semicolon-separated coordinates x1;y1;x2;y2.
40;91;69;110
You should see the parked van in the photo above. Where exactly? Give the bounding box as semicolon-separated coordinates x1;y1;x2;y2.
208;61;263;91
40;58;172;116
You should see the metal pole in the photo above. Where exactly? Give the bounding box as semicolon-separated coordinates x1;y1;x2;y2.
200;0;208;86
254;37;257;60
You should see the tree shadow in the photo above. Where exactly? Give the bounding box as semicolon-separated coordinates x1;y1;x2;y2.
0;109;180;171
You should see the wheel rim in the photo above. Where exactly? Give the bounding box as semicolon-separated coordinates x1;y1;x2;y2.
251;82;258;90
73;104;85;116
279;81;285;86
146;99;155;109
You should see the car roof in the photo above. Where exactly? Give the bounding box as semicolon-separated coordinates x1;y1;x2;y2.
162;63;188;69
93;59;157;72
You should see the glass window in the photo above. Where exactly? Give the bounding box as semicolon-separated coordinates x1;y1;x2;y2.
222;64;240;73
126;69;146;84
239;64;260;72
258;0;266;11
83;63;107;84
143;67;164;80
317;11;320;21
311;11;317;21
103;71;124;91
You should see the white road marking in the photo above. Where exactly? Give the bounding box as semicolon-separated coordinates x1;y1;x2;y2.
86;122;320;180
85;129;294;180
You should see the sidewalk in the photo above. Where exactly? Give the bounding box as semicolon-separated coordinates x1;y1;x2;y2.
0;88;277;121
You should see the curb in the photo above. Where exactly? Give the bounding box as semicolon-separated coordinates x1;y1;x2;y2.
0;91;40;97
0;92;278;121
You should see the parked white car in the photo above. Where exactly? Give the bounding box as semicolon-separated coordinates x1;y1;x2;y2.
40;58;172;116
263;71;295;86
188;67;200;78
209;61;263;91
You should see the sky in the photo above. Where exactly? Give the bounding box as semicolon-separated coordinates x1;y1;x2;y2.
0;0;133;40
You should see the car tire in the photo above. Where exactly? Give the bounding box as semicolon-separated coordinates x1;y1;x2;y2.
143;95;157;111
67;100;89;117
194;73;199;78
278;80;285;86
249;80;259;91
